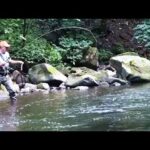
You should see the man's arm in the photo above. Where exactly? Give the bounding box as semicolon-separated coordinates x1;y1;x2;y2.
4;52;24;65
9;59;24;71
9;59;24;64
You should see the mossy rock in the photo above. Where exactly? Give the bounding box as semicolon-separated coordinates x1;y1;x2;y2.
110;54;150;82
28;63;67;84
69;67;109;80
116;52;139;56
82;47;99;70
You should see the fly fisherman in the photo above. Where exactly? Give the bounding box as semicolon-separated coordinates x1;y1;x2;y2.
0;41;24;102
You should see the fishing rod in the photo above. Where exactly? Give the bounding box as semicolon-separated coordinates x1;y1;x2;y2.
29;26;98;47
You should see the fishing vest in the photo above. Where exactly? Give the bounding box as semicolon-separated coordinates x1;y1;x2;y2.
0;52;11;75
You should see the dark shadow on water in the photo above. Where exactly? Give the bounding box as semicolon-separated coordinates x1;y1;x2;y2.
130;82;150;88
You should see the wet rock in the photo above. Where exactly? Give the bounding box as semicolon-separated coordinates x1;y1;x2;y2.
111;82;121;87
28;63;67;85
66;74;99;88
37;83;50;90
102;77;128;85
24;83;37;90
73;86;89;90
110;52;150;83
99;82;110;87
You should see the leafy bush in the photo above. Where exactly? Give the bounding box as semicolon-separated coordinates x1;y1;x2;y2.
134;19;150;49
0;19;23;52
98;49;113;62
45;44;62;66
111;43;126;54
58;37;93;65
13;36;61;64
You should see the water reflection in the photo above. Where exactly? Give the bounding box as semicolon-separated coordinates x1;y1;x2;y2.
0;100;18;131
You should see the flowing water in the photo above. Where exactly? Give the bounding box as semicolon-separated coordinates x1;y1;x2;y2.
1;83;150;131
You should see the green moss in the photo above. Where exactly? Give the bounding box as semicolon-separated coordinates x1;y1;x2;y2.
123;60;150;80
0;84;7;92
94;71;109;80
117;52;139;56
47;65;59;75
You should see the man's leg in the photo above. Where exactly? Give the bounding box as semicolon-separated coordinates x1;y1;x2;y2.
1;76;17;101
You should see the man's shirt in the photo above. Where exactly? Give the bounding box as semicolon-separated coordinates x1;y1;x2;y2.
0;52;11;74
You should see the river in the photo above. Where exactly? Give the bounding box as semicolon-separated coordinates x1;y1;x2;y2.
0;83;150;131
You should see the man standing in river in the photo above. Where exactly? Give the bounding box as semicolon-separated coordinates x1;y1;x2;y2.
0;40;24;102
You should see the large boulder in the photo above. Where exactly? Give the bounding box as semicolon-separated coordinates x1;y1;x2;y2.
110;52;150;82
66;74;99;88
28;63;67;86
82;47;99;70
69;67;116;81
66;67;116;87
69;67;110;80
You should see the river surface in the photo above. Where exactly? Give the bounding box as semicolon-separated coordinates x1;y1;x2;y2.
0;83;150;131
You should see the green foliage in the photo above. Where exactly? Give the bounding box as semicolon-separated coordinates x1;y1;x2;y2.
98;49;113;61
59;37;93;49
61;19;82;27
134;19;150;49
35;19;98;66
58;37;93;65
36;19;82;34
45;44;62;66
13;36;62;66
14;36;43;61
0;19;118;68
0;19;23;49
111;43;126;54
0;19;94;67
0;19;62;66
